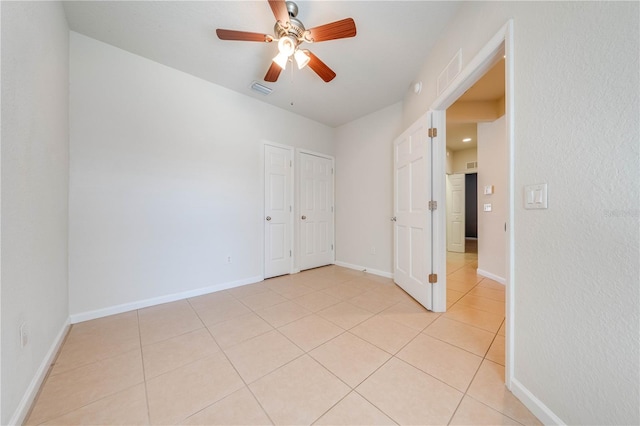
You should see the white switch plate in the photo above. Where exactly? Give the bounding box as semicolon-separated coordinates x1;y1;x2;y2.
484;185;494;195
483;203;492;212
524;184;548;209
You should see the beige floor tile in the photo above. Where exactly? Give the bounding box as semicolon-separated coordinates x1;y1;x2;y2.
255;300;311;328
310;332;390;388
227;282;271;299
313;391;396;425
321;283;368;300
249;355;350;425
447;277;479;293
457;294;505;315
298;275;340;291
51;312;140;376
207;312;273;349
138;300;204;346
450;395;521;425
356;358;463;425
378;300;440;331
40;384;149;425
449;266;484;283
265;279;316;299
486;334;506;366
469;286;506;302
28;349;144;425
195;298;252;327
424;317;495;356
397;334;482;392
142;328;220;379
224;330;303;383
498;321;506;336
292;290;341;312
182;387;272;425
146;352;244;424
188;290;234;312
350;315;419;354
317;301;373;330
444;305;504;333
478;278;505;290
279;314;343;352
447;288;466;304
239;289;288;311
348;290;400;313
467;360;541;425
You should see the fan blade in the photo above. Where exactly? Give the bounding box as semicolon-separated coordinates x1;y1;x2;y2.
216;29;271;42
306;50;336;82
268;0;290;25
264;62;283;82
306;18;356;42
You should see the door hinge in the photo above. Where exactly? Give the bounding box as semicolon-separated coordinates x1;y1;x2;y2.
428;273;438;284
428;127;438;138
428;200;438;211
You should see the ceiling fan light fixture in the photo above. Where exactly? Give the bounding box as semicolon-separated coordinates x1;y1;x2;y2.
273;51;289;70
277;36;296;56
294;49;310;69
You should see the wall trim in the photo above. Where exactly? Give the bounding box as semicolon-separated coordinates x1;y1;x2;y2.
511;377;566;425
9;319;70;426
334;261;393;279
70;275;263;324
476;268;506;285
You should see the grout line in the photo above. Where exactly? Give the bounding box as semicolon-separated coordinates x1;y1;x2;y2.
137;309;152;425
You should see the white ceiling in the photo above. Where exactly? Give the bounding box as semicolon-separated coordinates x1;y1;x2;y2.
62;1;462;127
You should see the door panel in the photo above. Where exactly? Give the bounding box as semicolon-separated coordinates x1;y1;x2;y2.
393;114;432;310
299;152;334;270
264;145;292;278
446;173;465;253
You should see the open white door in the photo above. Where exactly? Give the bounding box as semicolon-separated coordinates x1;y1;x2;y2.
446;173;466;253
393;112;432;310
299;151;334;271
264;144;293;278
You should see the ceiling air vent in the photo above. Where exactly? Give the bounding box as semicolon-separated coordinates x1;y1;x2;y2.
466;161;478;170
250;81;273;95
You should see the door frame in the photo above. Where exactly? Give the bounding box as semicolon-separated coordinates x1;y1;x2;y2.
430;20;515;388
295;149;335;272
262;141;295;278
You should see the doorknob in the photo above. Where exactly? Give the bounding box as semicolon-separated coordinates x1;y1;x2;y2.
391;217;397;222
266;216;271;221
301;215;307;220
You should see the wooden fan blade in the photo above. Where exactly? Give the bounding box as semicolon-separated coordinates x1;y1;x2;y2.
268;0;289;25
306;18;356;42
216;29;271;42
264;62;283;82
306;50;336;82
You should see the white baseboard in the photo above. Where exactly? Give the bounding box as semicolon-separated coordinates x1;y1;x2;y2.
334;261;393;279
511;377;565;425
9;318;70;426
476;268;506;285
70;275;263;324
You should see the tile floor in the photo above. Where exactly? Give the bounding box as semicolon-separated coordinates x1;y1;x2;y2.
26;252;540;425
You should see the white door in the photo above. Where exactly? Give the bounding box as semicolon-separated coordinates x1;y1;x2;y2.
264;144;292;278
393;113;432;310
446;173;465;253
299;152;334;271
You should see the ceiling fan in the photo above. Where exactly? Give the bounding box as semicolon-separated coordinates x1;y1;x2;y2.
216;0;356;83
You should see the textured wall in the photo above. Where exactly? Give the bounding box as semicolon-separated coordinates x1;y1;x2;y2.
403;2;639;424
69;33;335;317
334;103;402;275
1;2;70;423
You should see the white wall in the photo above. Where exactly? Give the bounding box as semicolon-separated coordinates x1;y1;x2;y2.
334;103;402;276
1;2;70;423
446;149;454;175
451;147;477;174
403;2;639;424
69;32;334;318
477;116;506;281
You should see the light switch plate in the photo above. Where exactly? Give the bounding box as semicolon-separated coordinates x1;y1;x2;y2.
484;203;492;212
524;184;548;209
484;185;494;195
